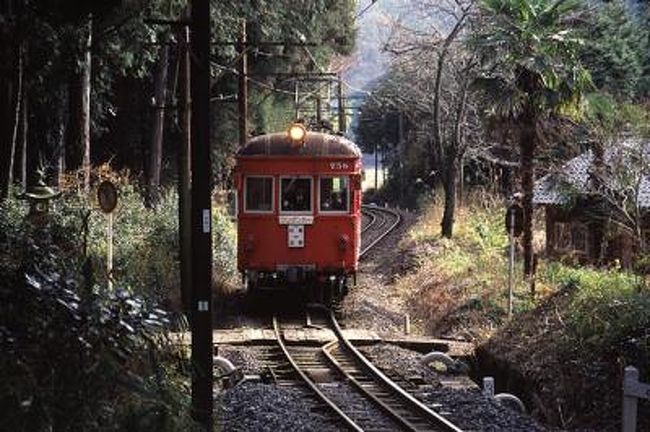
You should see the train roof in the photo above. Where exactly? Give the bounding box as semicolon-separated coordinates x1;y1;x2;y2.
238;131;361;158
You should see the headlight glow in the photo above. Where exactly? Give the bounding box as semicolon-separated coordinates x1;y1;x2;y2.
288;123;307;143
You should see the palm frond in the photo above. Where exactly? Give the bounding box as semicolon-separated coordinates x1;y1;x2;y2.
472;75;527;118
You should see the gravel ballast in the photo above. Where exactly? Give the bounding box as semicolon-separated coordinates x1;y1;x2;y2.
217;382;338;432
214;209;551;431
418;387;547;431
217;344;269;375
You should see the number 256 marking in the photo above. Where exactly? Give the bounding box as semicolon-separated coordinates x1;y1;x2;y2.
330;162;349;170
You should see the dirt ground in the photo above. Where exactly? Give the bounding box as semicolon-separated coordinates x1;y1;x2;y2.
339;209;421;335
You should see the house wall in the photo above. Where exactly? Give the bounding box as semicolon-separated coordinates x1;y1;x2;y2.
544;204;603;264
544;203;649;267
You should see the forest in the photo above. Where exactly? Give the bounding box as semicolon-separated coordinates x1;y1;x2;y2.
1;0;649;430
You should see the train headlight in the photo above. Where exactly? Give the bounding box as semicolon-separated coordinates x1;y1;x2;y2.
287;123;306;145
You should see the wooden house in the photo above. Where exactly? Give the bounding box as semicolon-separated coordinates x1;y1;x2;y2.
533;138;650;267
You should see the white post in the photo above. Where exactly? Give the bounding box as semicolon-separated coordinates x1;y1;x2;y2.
508;210;515;317
403;314;410;335
483;376;495;398
107;212;113;290
623;366;639;432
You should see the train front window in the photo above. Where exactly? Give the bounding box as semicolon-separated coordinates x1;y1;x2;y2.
245;177;273;212
281;177;312;212
320;176;349;212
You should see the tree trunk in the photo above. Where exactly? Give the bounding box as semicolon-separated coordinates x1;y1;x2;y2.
178;26;191;313
441;151;458;238
147;43;169;206
65;16;92;191
520;117;536;280
441;81;469;238
81;15;92;192
20;85;27;189
432;50;445;166
453;83;469;209
54;86;66;187
0;1;15;198
431;14;468;177
0;40;16;198
65;74;82;172
7;42;23;194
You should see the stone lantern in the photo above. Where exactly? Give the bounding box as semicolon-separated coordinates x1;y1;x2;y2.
16;177;62;220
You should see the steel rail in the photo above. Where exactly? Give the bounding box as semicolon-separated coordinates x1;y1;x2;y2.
322;340;422;431
326;308;464;432
272;315;364;432
361;208;377;234
360;205;402;257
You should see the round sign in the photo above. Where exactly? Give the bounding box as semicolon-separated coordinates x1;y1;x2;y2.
505;203;524;237
97;181;118;213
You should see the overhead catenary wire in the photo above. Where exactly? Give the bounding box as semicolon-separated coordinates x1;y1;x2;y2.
357;0;380;19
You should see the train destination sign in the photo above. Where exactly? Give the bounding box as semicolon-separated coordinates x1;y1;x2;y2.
279;215;314;225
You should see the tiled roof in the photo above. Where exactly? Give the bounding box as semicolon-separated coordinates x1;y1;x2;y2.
533;138;650;207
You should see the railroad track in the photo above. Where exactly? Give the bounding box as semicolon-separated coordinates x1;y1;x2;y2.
271;306;463;432
360;205;401;258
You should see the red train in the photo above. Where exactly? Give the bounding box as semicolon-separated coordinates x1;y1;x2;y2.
234;124;363;300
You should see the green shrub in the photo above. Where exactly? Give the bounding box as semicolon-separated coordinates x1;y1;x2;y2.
212;205;238;285
544;263;650;347
6;182;239;304
0;213;200;432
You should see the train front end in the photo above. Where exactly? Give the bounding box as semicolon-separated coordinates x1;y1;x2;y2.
234;125;362;300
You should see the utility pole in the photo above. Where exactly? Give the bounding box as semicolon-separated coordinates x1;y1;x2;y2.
190;0;213;429
374;141;379;190
382;145;386;184
398;111;405;203
337;76;346;133
237;20;248;147
315;93;322;124
294;81;300;119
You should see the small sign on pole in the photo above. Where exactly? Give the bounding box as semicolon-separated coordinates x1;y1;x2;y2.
97;181;118;290
505;203;523;237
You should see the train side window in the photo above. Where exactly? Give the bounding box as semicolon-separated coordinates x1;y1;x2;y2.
280;177;312;213
320;176;349;213
245;176;273;212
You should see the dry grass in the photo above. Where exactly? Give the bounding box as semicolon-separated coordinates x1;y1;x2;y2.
396;193;545;341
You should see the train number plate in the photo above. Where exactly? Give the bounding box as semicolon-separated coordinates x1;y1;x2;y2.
287;225;304;248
